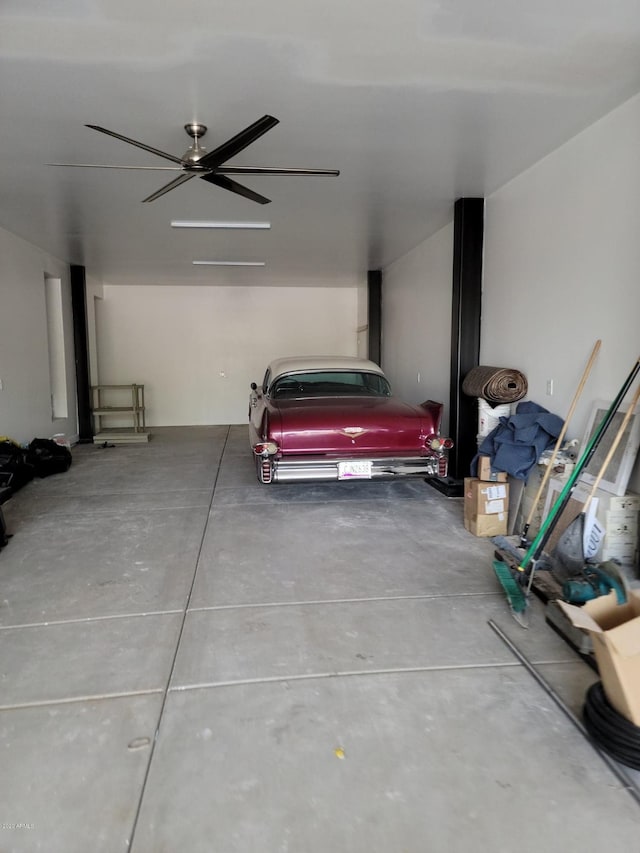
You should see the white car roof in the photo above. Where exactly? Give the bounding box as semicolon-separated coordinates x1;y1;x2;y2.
268;356;386;382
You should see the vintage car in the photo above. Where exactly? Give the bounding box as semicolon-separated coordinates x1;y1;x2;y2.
248;356;452;484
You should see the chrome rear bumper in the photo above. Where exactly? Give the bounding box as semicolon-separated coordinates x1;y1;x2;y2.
266;455;445;483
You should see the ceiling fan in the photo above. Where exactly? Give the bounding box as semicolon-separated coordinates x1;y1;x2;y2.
50;115;339;204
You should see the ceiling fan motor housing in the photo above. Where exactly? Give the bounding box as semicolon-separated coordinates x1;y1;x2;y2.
183;124;208;164
184;123;207;140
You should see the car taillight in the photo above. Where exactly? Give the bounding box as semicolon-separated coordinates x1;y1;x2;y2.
261;458;273;483
254;441;279;455
427;437;453;451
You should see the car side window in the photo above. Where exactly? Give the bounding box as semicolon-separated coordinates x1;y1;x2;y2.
272;378;302;398
262;369;271;394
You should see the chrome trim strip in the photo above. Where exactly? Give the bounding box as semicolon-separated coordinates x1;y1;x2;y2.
271;456;443;483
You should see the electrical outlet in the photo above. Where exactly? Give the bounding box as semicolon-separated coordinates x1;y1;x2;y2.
0;378;3;390
546;379;554;396
417;372;421;383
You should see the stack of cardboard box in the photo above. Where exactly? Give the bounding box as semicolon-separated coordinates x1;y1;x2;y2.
464;455;509;537
601;494;640;567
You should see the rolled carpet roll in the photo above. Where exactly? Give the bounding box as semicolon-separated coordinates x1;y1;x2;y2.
462;365;528;403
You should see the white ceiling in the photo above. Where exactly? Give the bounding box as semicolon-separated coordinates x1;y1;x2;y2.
2;1;640;286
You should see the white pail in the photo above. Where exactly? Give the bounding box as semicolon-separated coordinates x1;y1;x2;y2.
477;398;512;438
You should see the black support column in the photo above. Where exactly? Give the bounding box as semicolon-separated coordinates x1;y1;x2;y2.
430;198;484;497
70;265;94;443
367;270;382;366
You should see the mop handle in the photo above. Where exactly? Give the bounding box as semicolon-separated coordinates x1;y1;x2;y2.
583;381;640;512
522;340;601;536
518;356;640;572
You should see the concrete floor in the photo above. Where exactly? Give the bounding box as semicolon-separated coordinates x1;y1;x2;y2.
1;425;639;852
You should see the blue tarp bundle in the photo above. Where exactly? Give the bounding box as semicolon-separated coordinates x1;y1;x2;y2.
473;400;564;482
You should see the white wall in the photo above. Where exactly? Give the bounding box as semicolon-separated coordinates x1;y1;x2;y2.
382;223;454;432
482;92;640;489
0;226;78;445
95;283;361;426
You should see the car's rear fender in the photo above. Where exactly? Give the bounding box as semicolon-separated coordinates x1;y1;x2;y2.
252;406;282;452
418;399;443;435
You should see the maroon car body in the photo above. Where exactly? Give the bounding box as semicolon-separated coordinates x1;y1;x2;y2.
249;356;452;484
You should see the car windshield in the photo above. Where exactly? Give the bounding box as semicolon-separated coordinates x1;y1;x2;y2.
270;370;392;399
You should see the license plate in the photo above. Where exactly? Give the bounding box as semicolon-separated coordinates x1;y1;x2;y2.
338;460;372;480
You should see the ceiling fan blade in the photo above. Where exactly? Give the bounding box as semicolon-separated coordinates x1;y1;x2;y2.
198;115;279;169
216;165;340;176
86;125;185;166
200;173;271;205
142;173;195;203
48;163;182;170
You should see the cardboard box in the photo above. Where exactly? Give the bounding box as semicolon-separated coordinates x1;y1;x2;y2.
464;514;507;537
464;478;509;516
605;510;639;537
604;529;638;547
610;494;640;513
557;590;640;726
477;455;508;483
601;542;638;567
602;511;639;567
463;477;509;537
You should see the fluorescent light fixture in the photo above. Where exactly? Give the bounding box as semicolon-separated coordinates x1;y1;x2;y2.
171;220;270;229
192;260;266;267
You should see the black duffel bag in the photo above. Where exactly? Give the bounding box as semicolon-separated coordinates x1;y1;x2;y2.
28;438;72;478
0;440;36;491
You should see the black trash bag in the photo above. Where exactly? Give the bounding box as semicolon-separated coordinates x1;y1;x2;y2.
28;438;72;478
0;440;36;491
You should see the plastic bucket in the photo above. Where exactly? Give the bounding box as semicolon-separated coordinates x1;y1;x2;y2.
477;398;512;438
